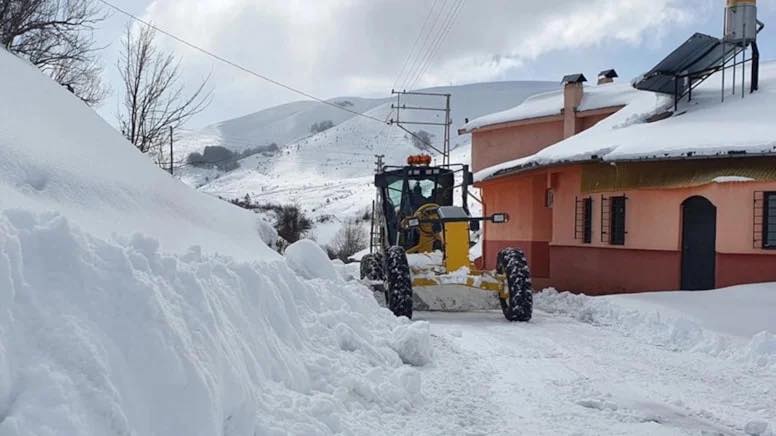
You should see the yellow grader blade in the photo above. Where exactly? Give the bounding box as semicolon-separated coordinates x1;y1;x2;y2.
410;264;507;312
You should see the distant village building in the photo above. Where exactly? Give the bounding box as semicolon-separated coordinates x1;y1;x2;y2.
461;64;776;294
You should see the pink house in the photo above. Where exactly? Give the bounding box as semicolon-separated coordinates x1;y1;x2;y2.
461;68;776;294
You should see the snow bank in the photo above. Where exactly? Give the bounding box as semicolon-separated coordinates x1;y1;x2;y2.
390;322;434;367
284;239;339;281
0;48;274;260
0;211;430;434
0;48;434;434
535;287;776;370
475;61;776;182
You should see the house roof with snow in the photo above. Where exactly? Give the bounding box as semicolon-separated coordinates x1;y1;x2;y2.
460;82;641;133
474;61;776;182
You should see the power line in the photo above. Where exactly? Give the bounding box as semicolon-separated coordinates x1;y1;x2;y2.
97;0;388;125
391;0;443;91
400;0;453;92
407;0;465;91
100;0;443;167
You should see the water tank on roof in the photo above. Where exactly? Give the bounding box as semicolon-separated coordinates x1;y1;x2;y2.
725;0;758;43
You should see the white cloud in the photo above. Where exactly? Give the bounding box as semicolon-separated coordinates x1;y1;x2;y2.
134;0;701;125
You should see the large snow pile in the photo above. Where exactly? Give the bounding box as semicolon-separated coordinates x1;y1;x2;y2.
535;284;776;370
0;48;430;434
475;61;776;182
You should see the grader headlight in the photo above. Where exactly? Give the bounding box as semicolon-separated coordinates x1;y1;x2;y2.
491;213;509;224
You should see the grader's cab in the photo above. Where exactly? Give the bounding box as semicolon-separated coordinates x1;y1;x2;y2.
360;155;533;322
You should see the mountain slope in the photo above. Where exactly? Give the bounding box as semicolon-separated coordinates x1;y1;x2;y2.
178;81;557;243
176;97;390;158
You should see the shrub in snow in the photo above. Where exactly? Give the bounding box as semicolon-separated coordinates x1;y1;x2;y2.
327;220;367;262
411;130;435;151
275;204;313;244
186;146;241;171
285;239;340;281
310;120;335;134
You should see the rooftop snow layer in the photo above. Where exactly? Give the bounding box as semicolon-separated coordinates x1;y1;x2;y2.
462;82;639;132
476;61;776;182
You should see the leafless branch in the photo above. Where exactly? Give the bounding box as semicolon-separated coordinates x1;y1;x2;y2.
0;0;107;105
117;24;212;155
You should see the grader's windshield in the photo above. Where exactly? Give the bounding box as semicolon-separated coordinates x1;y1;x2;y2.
376;166;455;248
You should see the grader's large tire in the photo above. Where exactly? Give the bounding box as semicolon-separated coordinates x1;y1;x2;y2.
384;246;413;318
497;248;533;322
360;253;384;281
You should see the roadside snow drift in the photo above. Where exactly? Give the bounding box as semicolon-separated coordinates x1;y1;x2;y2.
536;286;776;370
0;49;429;434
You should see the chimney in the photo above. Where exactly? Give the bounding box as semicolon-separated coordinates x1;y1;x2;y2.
597;69;618;85
562;73;587;138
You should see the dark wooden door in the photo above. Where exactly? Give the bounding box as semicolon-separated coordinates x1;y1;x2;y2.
681;196;717;290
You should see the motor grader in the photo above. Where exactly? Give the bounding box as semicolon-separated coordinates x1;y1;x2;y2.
360;154;533;322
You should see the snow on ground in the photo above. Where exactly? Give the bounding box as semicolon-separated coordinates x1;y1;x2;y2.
405;284;775;435
476;61;776;182
0;48;436;435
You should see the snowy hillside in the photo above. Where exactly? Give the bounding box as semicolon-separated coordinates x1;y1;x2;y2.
177;81;557;243
0;48;433;434
175;97;390;158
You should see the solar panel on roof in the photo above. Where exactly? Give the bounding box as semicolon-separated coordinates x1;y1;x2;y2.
633;33;738;95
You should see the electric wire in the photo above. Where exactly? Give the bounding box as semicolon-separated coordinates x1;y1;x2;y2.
407;0;465;91
101;0;448;168
391;0;443;92
97;0;388;125
400;0;454;92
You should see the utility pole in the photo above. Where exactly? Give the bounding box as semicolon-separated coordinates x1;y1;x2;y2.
169;126;174;175
371;154;386;253
388;90;452;167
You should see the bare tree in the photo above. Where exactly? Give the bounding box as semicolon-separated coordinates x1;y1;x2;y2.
118;24;211;155
411;130;435;151
328;220;367;262
0;0;108;105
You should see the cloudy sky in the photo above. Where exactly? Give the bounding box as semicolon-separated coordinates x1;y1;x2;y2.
94;0;776;128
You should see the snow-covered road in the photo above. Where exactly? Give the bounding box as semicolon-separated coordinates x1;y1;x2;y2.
394;309;774;436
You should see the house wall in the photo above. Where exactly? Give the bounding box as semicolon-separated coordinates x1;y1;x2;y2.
482;173;553;281
471;119;563;173
471;109;621;173
479;164;776;294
